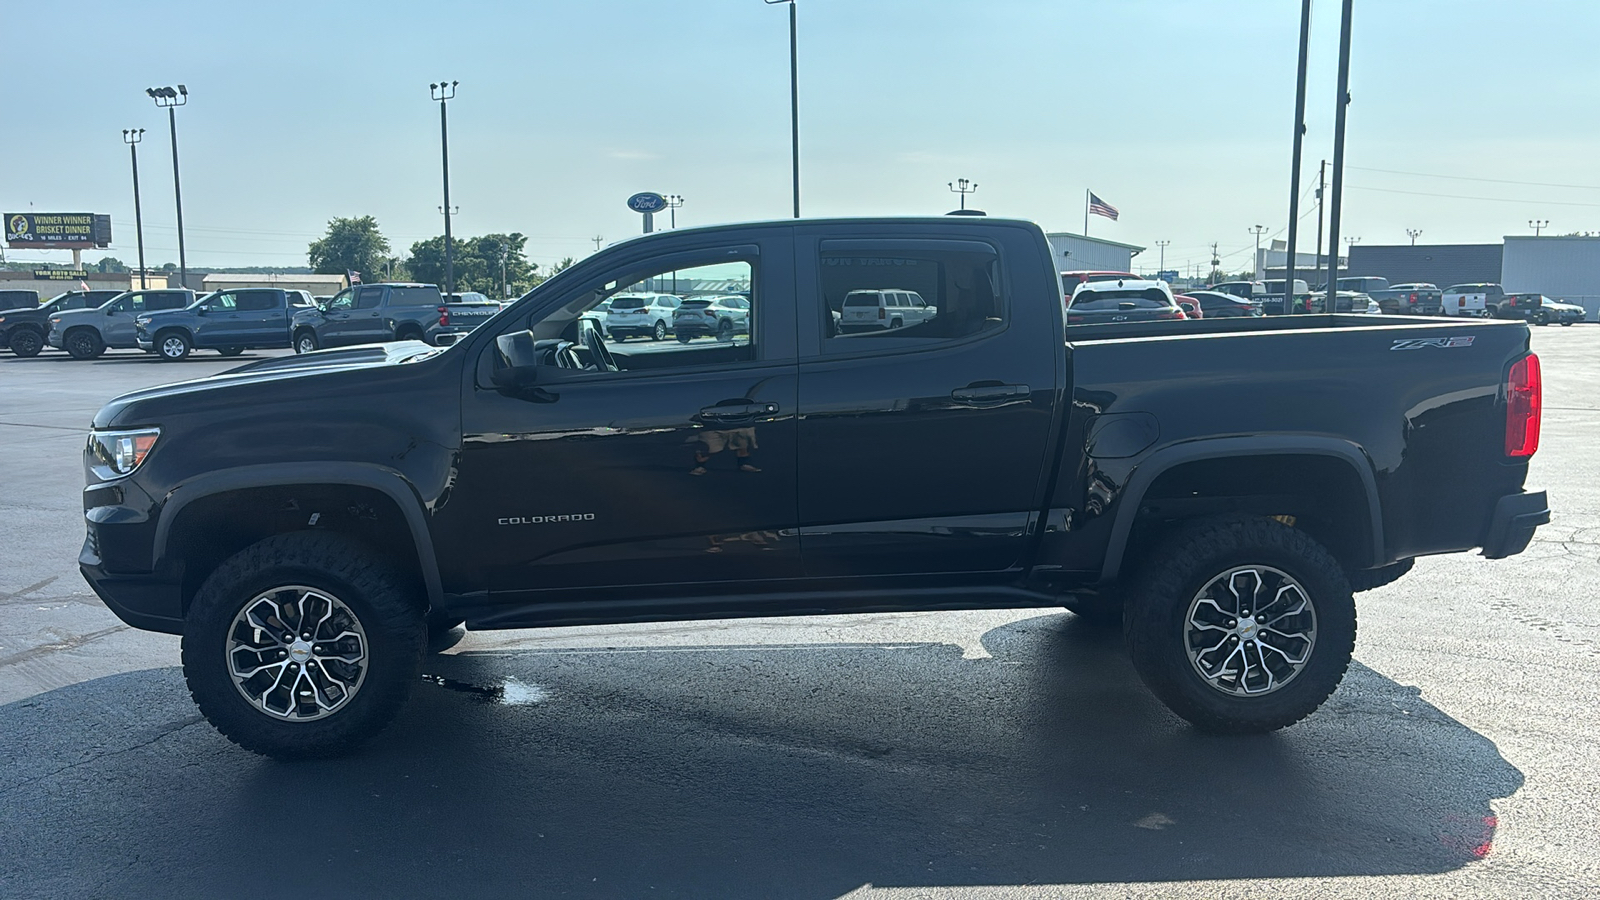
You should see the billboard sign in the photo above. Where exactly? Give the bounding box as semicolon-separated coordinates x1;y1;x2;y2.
32;269;90;281
5;213;112;249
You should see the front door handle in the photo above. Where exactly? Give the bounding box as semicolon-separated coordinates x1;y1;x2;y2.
699;401;778;423
951;382;1030;404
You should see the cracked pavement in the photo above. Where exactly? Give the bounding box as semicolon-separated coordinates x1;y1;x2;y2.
2;334;1598;899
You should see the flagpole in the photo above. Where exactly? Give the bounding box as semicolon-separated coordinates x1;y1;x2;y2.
1084;189;1090;236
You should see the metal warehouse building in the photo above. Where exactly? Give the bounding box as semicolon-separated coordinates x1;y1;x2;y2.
1345;244;1503;294
1044;233;1144;275
1502;236;1600;317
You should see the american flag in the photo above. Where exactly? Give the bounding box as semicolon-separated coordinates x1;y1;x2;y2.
1088;193;1119;221
347;270;362;285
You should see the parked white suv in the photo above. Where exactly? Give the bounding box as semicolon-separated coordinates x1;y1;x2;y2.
839;289;935;333
605;293;681;340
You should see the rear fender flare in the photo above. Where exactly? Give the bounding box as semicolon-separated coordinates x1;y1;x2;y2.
152;461;443;607
1099;436;1384;583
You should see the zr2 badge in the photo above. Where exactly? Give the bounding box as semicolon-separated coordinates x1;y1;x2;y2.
1391;336;1476;351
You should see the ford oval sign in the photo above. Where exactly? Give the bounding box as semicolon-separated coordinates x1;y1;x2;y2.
626;192;667;213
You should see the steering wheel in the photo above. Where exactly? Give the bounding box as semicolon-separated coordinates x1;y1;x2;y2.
584;323;620;373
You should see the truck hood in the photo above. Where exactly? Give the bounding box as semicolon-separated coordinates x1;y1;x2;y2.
92;341;450;428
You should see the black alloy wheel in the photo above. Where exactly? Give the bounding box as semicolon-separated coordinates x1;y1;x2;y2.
7;328;43;357
65;329;104;360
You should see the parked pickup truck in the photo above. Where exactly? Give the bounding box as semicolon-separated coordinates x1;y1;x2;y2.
78;216;1548;759
1443;283;1507;318
289;282;501;353
1;289;123;357
1342;277;1444;316
48;288;196;359
134;288;317;360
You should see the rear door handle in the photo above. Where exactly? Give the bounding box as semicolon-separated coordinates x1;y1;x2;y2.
951;382;1030;404
699;401;778;423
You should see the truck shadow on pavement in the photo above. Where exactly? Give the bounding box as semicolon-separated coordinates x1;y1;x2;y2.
0;612;1522;899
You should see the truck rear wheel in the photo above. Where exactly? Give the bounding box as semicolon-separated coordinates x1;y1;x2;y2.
1124;515;1355;734
181;532;426;759
7;328;43;357
65;328;104;360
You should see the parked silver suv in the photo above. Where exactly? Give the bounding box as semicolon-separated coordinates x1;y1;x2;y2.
838;289;935;333
605;293;681;341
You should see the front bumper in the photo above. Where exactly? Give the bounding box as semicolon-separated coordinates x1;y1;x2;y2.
1482;490;1550;559
46;329;63;348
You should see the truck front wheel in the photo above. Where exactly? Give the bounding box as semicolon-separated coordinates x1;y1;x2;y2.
1124;515;1355;734
156;330;192;361
294;330;319;354
181;533;426;759
65;328;105;360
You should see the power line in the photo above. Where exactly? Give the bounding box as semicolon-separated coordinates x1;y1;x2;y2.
1347;165;1600;191
1347;184;1600;209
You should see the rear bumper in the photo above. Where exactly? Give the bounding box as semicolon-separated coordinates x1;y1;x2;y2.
1482;490;1550;559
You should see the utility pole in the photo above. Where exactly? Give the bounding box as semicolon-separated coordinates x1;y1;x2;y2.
1313;159;1327;290
1155;239;1170;277
1406;228;1422;245
1283;0;1314;314
1210;242;1222;283
430;81;459;296
1248;225;1268;279
146;85;188;288
592;235;604;252
1324;0;1355;296
665;194;684;229
765;0;800;217
1529;219;1549;236
947;178;978;210
122;129;147;289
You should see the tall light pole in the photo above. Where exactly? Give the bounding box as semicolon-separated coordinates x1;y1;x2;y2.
1323;0;1356;295
1249;225;1268;279
1529;219;1549;236
1155;239;1170;277
592;235;604;252
948;178;978;210
121;129;147;289
765;0;800;218
430;81;459;296
666;194;684;228
146;85;188;289
1406;228;1422;246
1282;0;1314;314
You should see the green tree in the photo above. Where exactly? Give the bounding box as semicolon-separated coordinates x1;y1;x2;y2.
406;232;538;298
92;257;128;273
307;216;392;281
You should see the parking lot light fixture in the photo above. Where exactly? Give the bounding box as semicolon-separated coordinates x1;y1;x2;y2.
430;81;459;296
948;178;978;210
666;194;684;229
1406;228;1422;246
121;129;148;290
147;85;189;290
1529;219;1549;236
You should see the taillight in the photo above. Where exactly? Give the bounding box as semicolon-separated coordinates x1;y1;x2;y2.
1510;296;1519;307
1409;293;1418;303
878;307;885;319
438;306;450;327
1506;354;1542;458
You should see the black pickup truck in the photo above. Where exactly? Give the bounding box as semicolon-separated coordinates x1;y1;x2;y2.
289;282;501;353
78;216;1548;759
0;289;123;357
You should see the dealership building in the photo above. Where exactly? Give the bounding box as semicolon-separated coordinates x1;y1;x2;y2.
1044;232;1145;275
1347;236;1600;317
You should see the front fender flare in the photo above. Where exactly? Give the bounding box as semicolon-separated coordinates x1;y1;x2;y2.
152;461;443;607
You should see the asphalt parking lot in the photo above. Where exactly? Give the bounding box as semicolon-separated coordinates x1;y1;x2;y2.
2;333;1597;899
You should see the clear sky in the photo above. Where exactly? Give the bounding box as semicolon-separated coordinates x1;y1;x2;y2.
5;0;1599;276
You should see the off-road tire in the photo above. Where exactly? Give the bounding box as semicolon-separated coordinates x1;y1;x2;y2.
182;532;426;759
1347;558;1414;592
65;328;104;360
156;329;192;361
1124;515;1356;734
7;328;43;357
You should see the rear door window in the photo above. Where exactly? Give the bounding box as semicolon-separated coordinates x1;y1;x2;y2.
389;287;443;306
237;290;280;311
149;292;189;311
819;240;1004;349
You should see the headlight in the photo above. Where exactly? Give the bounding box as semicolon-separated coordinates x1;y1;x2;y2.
50;316;62;324
135;316;153;326
87;428;161;477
